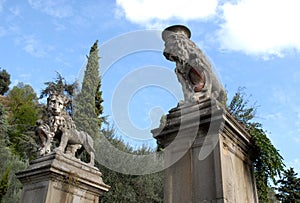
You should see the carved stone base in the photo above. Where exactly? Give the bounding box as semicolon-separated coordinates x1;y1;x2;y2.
16;152;110;203
152;99;258;203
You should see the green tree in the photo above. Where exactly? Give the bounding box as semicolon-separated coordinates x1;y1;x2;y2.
40;72;75;98
73;40;102;138
276;167;300;203
0;152;27;203
0;104;8;144
0;68;11;95
8;83;39;126
0;104;10;203
6;83;41;160
0;103;27;203
228;87;256;125
95;80;105;128
228;88;284;202
0;165;11;203
98;126;163;203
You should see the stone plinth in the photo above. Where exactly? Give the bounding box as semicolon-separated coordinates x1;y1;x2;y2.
152;99;258;203
16;152;110;203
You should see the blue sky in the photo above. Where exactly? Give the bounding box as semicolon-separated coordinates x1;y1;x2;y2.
1;0;300;173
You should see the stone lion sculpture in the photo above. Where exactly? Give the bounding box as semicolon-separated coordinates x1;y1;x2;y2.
162;25;226;104
36;91;95;166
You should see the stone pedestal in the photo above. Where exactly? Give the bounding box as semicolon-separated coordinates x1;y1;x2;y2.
152;99;258;203
16;152;110;203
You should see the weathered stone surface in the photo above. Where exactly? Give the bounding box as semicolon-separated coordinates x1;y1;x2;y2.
16;152;110;203
36;91;95;166
152;98;258;203
162;25;226;104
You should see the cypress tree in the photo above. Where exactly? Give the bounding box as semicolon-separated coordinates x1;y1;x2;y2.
73;40;103;139
95;81;105;128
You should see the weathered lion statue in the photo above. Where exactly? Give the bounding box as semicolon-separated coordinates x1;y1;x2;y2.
36;91;95;166
162;25;226;104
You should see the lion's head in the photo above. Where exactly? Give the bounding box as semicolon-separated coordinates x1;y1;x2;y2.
163;32;190;63
47;92;67;116
162;25;226;104
163;30;210;94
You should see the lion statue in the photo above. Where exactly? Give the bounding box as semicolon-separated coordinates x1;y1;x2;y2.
162;25;226;105
36;91;95;166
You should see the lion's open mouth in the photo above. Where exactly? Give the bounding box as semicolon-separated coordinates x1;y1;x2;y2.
188;67;205;92
163;51;180;62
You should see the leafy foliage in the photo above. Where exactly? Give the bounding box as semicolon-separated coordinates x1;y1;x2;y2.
100;169;163;203
276;167;300;203
98;126;163;203
0;68;11;95
73;40;102;138
8;83;40;126
249;125;284;202
0;153;27;203
0;104;10;203
6;83;41;160
228;87;256;125
0;165;11;203
0;103;27;203
228;88;284;202
0;104;8;144
95;81;106;127
40;72;76;99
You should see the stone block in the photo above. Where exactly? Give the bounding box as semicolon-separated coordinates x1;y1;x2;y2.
152;99;258;203
16;152;110;203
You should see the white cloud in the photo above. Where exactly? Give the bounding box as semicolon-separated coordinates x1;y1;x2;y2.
23;36;45;57
218;0;300;57
293;135;300;143
116;0;218;27
9;6;21;17
116;0;300;57
19;73;32;80
52;21;66;31
263;112;283;120
28;0;73;18
272;89;291;105
0;25;20;37
20;35;53;58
